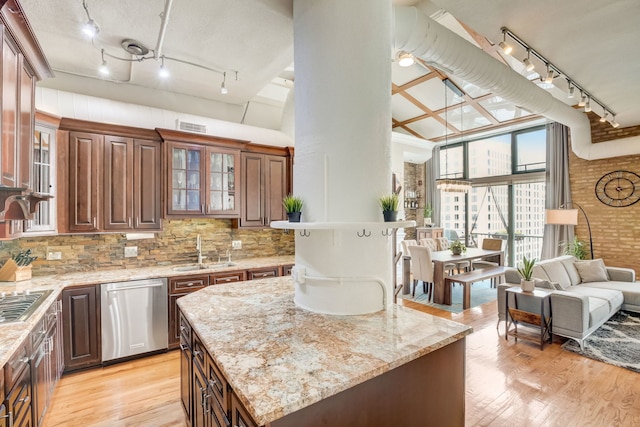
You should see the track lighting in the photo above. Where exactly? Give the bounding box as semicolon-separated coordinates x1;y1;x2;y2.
159;56;169;78
397;52;415;67
544;65;554;84
610;115;620;128
578;92;586;107
499;29;512;55
500;26;617;122
522;50;534;71
81;1;99;38
600;111;608;123
220;72;228;94
99;49;109;75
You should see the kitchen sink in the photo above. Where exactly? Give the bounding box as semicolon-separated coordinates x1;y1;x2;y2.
0;289;53;324
171;262;237;272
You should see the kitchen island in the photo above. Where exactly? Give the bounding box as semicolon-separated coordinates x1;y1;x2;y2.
178;277;473;427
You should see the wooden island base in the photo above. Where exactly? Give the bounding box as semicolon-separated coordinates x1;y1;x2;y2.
269;338;466;427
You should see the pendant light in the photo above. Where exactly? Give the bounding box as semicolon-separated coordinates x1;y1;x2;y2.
436;79;472;193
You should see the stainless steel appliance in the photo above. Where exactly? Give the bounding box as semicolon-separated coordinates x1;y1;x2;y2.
0;289;52;323
101;278;168;362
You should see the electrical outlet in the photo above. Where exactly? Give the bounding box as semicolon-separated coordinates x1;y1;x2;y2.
46;251;62;260
232;240;242;249
124;246;138;258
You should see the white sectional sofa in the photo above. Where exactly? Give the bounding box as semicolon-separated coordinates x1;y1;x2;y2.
498;255;637;349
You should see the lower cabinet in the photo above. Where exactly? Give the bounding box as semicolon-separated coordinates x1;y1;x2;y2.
62;285;101;372
246;267;280;280
181;310;258;427
4;339;32;427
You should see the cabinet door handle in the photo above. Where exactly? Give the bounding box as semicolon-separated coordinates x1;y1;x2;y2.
186;282;194;287
93;217;97;228
17;395;30;404
1;411;13;427
179;343;187;351
193;350;201;357
180;325;186;331
128;217;132;228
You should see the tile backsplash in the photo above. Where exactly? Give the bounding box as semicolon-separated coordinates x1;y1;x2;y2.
0;219;294;276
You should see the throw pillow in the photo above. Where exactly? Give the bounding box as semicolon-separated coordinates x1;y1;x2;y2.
551;281;567;291
533;278;555;290
574;259;609;283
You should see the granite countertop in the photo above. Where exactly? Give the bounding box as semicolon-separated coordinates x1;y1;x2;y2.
178;278;473;425
0;255;293;369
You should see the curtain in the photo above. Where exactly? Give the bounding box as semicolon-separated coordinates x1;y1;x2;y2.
426;146;440;226
541;122;573;259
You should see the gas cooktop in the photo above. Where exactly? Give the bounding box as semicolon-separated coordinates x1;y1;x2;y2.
0;289;52;324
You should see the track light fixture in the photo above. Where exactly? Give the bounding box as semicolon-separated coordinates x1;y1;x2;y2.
600;111;608;123
584;97;592;113
99;49;109;75
610;115;620;128
499;26;618;127
159;56;169;78
81;0;99;38
498;28;513;55
220;72;228;94
578;92;586;107
522;50;534;71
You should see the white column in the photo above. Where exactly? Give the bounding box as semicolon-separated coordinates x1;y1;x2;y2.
292;0;393;314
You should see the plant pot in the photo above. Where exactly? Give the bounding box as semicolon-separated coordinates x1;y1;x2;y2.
521;279;535;292
451;247;462;255
287;212;301;222
424;218;432;227
383;211;398;222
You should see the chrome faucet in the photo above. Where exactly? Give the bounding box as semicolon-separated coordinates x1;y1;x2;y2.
196;235;207;266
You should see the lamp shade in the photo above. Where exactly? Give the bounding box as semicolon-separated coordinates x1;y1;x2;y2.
545;209;579;225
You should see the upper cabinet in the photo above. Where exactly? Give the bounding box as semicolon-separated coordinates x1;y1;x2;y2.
0;0;53;239
58;119;163;233
158;129;244;219
236;146;291;228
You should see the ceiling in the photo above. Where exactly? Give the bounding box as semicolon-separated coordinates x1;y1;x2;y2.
19;0;640;148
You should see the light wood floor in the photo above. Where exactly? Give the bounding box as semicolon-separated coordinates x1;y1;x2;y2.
44;299;640;427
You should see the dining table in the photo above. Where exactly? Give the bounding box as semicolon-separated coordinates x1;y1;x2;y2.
402;247;504;305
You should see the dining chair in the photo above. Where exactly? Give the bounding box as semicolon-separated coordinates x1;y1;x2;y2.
401;239;418;258
437;237;470;273
472;238;504;287
420;238;456;275
408;245;434;300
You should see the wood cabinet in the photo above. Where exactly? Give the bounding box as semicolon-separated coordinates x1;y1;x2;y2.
62;285;101;372
210;270;246;285
68;132;102;232
0;367;6;427
239;152;288;228
4;338;32;427
1;31;19;188
247;266;280;280
179;313;192;423
165;141;241;218
59;119;163;233
168;274;209;350
416;227;443;241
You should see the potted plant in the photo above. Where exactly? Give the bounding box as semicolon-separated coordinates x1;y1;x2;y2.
379;194;399;222
423;203;433;227
450;240;466;255
283;194;303;222
563;236;589;260
517;256;537;292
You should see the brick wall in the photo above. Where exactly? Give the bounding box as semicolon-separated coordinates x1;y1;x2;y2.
568;139;640;275
403;162;426;240
0;219;295;276
589;112;640;143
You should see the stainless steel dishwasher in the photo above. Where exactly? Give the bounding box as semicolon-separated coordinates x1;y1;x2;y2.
101;278;168;362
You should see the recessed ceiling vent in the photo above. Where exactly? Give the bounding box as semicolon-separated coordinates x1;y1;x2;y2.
121;39;150;56
176;119;207;134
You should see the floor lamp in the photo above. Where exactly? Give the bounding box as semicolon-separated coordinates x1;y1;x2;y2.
545;203;594;259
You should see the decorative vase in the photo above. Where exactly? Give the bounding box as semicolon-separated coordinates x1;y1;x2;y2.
287;211;301;222
383;211;398;222
451;247;462;255
424;218;432;227
521;279;535;292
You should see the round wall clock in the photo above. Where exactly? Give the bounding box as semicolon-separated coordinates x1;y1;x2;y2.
594;170;640;207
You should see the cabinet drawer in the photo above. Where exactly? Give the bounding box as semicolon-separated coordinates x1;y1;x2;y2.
281;264;294;276
207;356;228;414
179;311;192;348
4;339;29;392
169;275;209;293
192;331;207;372
247;267;279;280
231;391;259;427
210;270;246;285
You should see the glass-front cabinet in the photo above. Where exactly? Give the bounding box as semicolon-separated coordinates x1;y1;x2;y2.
167;142;240;217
